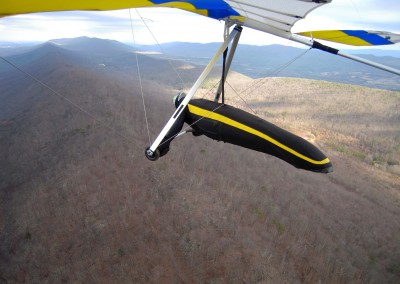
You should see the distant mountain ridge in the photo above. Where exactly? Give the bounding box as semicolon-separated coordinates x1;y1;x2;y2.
139;42;400;91
49;37;136;57
1;37;399;90
0;37;213;103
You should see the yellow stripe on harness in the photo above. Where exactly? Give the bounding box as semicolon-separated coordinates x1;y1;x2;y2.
188;104;330;165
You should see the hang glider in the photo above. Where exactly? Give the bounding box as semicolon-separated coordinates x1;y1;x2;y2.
2;0;399;173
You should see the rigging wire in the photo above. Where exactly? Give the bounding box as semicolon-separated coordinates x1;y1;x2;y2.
225;80;258;115
0;55;134;142
205;47;311;116
132;8;196;148
129;9;151;145
240;47;311;97
156;102;227;150
349;0;363;26
134;9;188;90
157;40;312;149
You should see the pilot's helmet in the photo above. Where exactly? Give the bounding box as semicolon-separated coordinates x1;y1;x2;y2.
173;92;186;108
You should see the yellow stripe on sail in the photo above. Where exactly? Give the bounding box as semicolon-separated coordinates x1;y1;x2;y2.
0;0;208;17
297;30;373;46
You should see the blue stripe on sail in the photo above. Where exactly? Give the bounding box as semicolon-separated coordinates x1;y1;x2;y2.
343;30;393;45
151;0;239;19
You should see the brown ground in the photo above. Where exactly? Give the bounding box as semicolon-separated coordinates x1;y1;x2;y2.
1;65;399;283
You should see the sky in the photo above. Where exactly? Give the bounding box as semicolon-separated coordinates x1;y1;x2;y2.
0;0;399;50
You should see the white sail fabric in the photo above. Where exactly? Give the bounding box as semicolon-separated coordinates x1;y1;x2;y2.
226;0;332;37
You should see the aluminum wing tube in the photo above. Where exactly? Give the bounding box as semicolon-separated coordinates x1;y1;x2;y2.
310;40;400;76
252;29;400;76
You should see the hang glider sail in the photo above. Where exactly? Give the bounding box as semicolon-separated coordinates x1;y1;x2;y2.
1;0;330;23
2;0;399;173
1;0;399;74
0;1;331;43
1;0;397;46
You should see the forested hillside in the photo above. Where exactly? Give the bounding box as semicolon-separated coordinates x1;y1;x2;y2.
1;38;399;283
